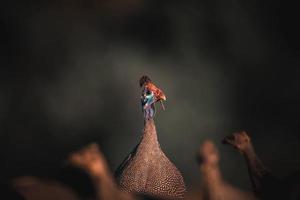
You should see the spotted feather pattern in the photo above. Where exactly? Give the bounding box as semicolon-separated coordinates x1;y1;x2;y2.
115;119;186;200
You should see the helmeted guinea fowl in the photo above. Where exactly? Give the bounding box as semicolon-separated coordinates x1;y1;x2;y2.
115;76;186;200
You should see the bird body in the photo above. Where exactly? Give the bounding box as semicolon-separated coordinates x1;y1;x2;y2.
115;119;186;200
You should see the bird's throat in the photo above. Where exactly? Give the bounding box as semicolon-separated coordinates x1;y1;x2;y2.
141;119;159;147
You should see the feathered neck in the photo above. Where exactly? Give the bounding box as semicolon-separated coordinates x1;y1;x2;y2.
140;119;159;146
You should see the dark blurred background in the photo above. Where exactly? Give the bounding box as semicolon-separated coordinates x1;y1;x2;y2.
1;0;299;191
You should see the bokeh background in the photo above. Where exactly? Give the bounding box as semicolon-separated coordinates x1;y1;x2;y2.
1;0;300;191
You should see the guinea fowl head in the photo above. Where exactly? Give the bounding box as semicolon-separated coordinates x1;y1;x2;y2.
140;75;167;101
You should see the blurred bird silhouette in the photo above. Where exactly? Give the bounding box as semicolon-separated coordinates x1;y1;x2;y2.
189;140;257;200
223;131;300;200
